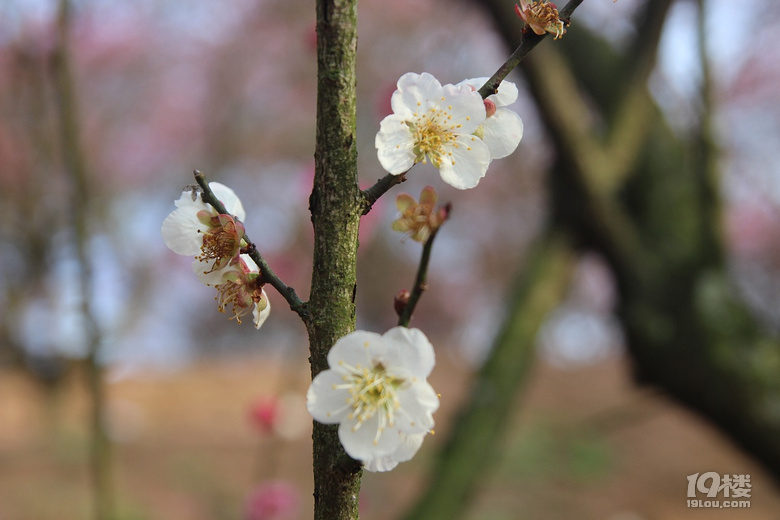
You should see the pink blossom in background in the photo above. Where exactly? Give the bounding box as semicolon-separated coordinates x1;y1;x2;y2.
727;201;780;257
249;397;280;435
304;21;317;51
244;480;300;520
374;81;397;119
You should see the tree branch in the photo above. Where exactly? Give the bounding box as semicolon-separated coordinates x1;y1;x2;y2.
360;171;407;215
477;0;585;99
193;171;310;322
360;0;587;215
397;223;444;327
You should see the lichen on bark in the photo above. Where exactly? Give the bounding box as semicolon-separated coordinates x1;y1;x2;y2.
307;0;363;518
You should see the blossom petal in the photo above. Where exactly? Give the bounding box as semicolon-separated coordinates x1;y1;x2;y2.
490;80;518;107
457;77;518;107
210;182;246;221
455;77;483;92
376;115;416;174
396;381;439;433
418;186;438;206
372;433;426;472
382;327;435;378
338;413;400;461
481;108;524;159
363;432;425;472
440;83;485;134
192;257;227;285
162;182;246;255
243;254;260;272
161;195;210;255
253;289;271;329
364;454;400;473
438;135;491;189
306;369;351;424
395;193;417;212
327;330;385;372
391;72;443;119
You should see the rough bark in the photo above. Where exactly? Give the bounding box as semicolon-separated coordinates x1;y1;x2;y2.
307;1;364;518
489;0;780;479
407;1;780;517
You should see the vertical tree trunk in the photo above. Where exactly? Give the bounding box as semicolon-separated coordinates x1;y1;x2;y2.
307;0;363;518
51;1;114;519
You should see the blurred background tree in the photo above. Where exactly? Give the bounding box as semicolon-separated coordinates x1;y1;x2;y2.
404;1;780;518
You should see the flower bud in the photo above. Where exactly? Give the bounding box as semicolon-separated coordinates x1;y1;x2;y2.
392;186;449;243
515;0;567;39
484;98;497;118
394;289;411;316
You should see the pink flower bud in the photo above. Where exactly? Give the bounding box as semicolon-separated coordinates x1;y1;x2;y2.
484;98;497;118
244;481;299;520
249;397;279;434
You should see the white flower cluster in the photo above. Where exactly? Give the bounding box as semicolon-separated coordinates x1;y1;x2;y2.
161;183;270;328
165;72;526;473
376;72;524;189
306;327;439;472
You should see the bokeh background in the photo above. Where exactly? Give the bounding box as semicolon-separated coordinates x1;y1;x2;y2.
2;0;780;519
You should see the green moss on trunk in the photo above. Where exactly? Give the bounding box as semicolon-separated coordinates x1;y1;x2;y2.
307;1;363;519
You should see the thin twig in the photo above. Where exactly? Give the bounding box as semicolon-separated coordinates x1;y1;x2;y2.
479;0;584;99
397;219;446;327
361;0;586;212
193;170;310;323
361;171;408;215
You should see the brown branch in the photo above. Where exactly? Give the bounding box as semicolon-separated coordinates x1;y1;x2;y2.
397;211;448;327
51;1;115;518
361;171;407;215
308;0;363;518
478;0;585;99
193;171;310;323
361;0;587;214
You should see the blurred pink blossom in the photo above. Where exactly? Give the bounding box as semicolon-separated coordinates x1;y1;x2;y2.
727;200;780;257
244;480;300;520
249;397;280;434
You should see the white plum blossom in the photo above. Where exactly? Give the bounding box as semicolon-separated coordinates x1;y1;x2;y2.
457;77;524;160
162;182;270;329
306;327;440;472
515;0;567;40
376;72;491;190
162;182;246;276
195;254;271;329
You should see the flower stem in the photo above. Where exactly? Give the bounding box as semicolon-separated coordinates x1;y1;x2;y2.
361;0;585;212
361;171;408;215
398;225;442;328
193;170;310;323
478;0;585;99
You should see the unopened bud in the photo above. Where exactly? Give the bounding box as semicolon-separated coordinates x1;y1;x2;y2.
394;289;411;316
484;98;497;118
